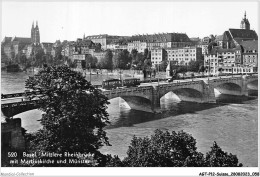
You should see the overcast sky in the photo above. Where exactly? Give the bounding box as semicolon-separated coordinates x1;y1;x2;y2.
1;1;259;43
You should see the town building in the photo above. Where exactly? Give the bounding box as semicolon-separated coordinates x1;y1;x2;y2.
1;21;41;60
106;37;129;51
41;42;53;55
150;48;167;65
165;46;202;65
92;51;106;63
84;34;125;50
216;13;257;49
241;40;258;71
197;36;212;55
190;37;201;46
2;37;13;59
127;33;192;53
204;43;257;75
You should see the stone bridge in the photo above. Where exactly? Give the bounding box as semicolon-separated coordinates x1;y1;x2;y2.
1;75;258;116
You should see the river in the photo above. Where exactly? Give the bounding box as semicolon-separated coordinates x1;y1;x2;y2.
1;71;258;167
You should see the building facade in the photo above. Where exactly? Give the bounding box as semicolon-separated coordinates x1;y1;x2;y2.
150;48;167;65
165;46;202;65
127;33;192;53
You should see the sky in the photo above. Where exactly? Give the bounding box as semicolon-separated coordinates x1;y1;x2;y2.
1;1;259;43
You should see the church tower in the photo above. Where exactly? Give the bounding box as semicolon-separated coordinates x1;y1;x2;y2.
31;21;34;43
240;11;250;30
31;21;40;45
34;21;40;45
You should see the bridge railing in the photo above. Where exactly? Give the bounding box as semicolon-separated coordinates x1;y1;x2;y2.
102;86;153;96
1;100;42;108
1;90;45;99
158;80;203;89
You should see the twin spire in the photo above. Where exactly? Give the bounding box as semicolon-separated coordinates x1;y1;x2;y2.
32;21;38;28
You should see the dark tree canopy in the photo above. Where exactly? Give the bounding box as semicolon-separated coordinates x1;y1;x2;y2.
205;142;242;167
104;129;243;167
102;49;113;70
25;66;110;162
113;49;131;69
123;129;204;167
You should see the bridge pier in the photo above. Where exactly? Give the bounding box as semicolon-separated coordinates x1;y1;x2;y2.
201;82;216;103
151;87;161;113
241;76;249;96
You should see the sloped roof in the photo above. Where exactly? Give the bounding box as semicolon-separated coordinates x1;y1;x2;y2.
130;33;191;43
11;37;31;44
2;37;12;44
215;35;223;41
223;31;232;41
229;29;258;40
240;40;258;51
190;37;200;42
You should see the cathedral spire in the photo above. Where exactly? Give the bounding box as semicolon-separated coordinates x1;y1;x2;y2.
36;20;38;27
244;11;246;19
32;21;34;28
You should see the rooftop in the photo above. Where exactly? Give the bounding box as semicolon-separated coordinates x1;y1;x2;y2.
240;40;258;51
130;33;191;43
229;29;258;40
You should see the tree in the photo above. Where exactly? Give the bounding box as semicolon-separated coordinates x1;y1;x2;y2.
130;49;138;61
20;54;27;65
1;46;9;64
143;48;149;59
159;60;168;72
113;49;131;69
106;129;243;167
86;55;97;68
134;53;144;70
123;129;205;167
25;65;110;166
188;60;203;72
102;49;113;71
205;142;242;167
176;65;187;77
35;48;45;67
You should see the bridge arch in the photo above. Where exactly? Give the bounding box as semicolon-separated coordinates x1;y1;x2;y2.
107;96;153;112
247;80;258;90
214;82;242;96
160;88;204;103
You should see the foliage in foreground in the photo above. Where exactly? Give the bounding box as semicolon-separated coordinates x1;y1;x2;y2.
24;65;110;166
105;129;243;167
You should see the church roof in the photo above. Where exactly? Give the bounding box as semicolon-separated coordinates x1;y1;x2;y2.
222;31;232;41
228;29;258;40
2;37;12;44
240;40;258;51
11;37;31;44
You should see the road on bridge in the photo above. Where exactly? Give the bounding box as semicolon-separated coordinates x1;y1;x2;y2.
1;74;256;104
